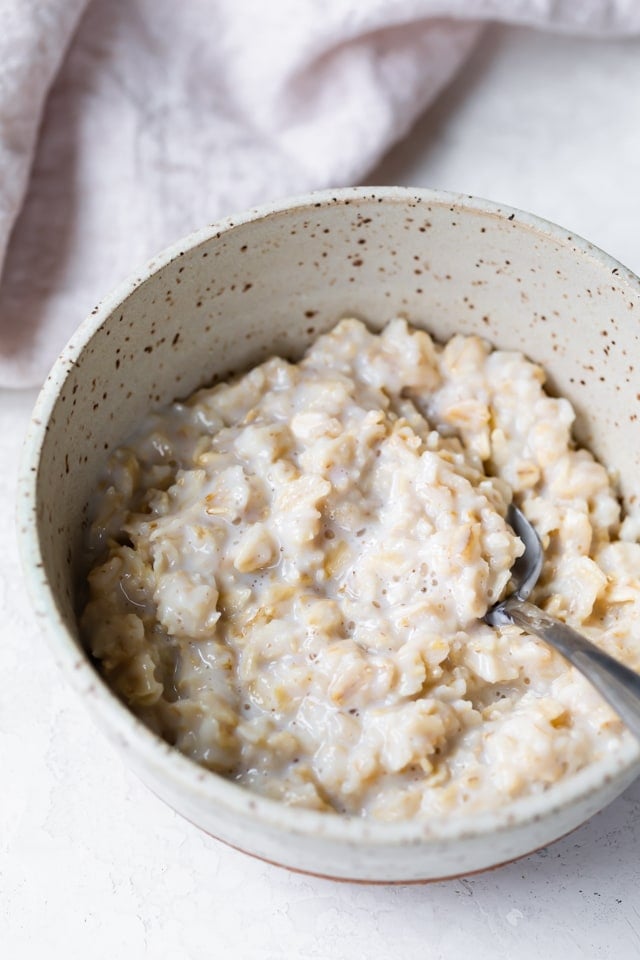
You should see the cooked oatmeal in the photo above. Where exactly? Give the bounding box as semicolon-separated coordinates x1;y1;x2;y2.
81;318;640;819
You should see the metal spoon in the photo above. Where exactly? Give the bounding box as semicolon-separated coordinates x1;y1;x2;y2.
485;504;640;741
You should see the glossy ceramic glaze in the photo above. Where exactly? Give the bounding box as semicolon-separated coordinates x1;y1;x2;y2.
18;187;640;882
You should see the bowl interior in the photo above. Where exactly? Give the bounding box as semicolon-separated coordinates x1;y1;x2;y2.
21;187;640;875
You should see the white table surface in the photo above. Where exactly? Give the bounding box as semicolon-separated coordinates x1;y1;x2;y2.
4;23;640;960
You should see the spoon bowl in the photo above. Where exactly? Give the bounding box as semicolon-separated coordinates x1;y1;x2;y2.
485;505;640;741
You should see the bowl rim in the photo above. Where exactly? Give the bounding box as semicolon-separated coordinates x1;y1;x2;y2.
17;184;640;849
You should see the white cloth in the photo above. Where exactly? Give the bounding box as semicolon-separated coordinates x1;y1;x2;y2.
0;0;639;387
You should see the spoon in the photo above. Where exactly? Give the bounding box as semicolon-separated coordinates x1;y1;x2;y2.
485;504;640;741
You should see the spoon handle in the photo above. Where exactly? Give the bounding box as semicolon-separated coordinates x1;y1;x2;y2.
500;597;640;742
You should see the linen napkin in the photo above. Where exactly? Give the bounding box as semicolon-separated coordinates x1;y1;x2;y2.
1;0;639;387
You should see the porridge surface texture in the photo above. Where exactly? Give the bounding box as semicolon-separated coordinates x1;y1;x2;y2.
81;319;640;820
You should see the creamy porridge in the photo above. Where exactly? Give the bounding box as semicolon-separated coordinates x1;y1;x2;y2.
81;318;640;819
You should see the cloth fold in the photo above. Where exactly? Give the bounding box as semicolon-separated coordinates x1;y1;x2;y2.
1;0;639;387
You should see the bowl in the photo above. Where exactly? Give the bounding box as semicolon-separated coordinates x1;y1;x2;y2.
18;186;640;882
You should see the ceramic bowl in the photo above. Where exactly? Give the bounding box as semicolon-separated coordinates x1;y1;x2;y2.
18;186;640;882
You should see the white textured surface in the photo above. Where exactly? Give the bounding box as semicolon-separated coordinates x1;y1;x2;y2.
4;25;640;959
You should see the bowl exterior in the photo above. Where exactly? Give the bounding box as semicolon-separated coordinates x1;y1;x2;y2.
19;187;640;881
110;724;640;882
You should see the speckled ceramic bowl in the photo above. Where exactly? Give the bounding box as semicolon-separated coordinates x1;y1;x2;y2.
19;187;640;882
